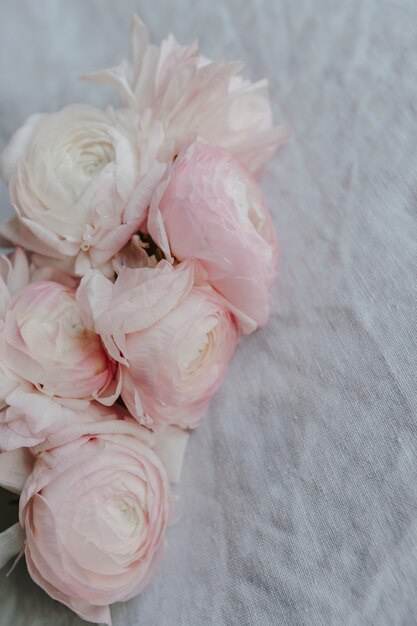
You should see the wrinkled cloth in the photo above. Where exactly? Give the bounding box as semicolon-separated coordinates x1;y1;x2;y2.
1;1;417;625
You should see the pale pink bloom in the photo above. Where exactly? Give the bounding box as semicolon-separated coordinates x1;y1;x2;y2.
0;250;94;452
84;14;290;174
148;141;279;333
0;248;95;451
1;279;114;401
19;415;171;625
121;286;237;428
77;261;237;428
0;411;188;576
0;249;77;407
0;104;166;275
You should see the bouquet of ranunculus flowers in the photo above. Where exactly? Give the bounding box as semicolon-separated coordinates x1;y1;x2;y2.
0;15;289;625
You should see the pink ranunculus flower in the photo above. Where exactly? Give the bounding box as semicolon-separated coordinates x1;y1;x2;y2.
19;415;171;626
0;104;166;275
147;141;279;334
84;15;290;175
0;248;80;420
0;249;92;452
121;286;238;428
77;260;238;428
1;279;114;400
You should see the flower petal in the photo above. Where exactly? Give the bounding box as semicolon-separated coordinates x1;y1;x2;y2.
153;427;190;484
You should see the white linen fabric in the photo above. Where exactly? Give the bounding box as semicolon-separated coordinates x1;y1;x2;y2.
1;1;417;625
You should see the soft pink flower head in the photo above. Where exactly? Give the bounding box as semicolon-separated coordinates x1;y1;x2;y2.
0;104;166;275
0;249;83;438
121;286;238;428
77;261;237;429
19;414;171;625
148;141;279;333
84;14;290;174
1;280;114;400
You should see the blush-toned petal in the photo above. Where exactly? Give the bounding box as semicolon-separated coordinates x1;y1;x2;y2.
85;262;194;357
77;270;114;328
149;141;279;333
153;427;190;484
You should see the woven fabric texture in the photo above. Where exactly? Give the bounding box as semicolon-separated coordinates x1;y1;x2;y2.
0;1;416;624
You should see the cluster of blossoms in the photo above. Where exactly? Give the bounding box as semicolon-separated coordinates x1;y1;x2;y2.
0;16;289;625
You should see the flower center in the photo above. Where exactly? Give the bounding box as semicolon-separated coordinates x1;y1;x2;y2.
179;315;219;377
75;138;116;177
105;494;145;539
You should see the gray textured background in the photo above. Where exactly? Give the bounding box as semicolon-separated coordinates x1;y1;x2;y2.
1;1;417;625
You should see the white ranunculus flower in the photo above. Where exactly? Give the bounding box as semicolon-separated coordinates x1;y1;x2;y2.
0;104;165;275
